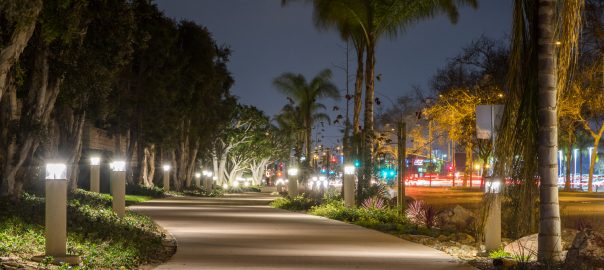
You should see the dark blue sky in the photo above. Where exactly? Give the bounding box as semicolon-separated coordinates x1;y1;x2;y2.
155;0;512;146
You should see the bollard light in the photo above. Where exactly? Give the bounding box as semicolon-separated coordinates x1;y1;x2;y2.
287;168;299;176
163;164;171;172
110;161;126;172
195;172;201;178
344;165;355;175
90;157;101;166
485;177;502;193
46;163;67;180
223;183;229;189
244;181;250;187
212;176;218;181
207;171;213;177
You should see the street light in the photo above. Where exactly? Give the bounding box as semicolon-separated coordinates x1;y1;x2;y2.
110;160;126;218
89;156;101;193
163;164;171;192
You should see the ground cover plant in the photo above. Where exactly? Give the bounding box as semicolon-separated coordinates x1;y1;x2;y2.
0;189;170;269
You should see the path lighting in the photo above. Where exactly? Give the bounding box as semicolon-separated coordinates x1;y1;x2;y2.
484;177;502;251
244;181;250;187
195;172;201;188
204;171;214;192
34;163;80;265
344;164;356;207
163;164;171;192
89;156;101;193
223;183;229;189
287;167;299;196
110;160;126;218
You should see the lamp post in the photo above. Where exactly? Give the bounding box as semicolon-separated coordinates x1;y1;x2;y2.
344;165;355;207
89;156;101;193
110;160;126;218
35;163;80;265
484;176;502;251
287;167;298;196
163;164;171;192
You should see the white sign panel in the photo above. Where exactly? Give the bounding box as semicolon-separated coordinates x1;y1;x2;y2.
476;105;504;139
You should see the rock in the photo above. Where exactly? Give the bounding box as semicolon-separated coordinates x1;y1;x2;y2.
564;230;604;270
438;205;475;230
451;232;476;245
504;229;578;262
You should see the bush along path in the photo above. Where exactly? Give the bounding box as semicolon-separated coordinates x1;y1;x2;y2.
0;187;180;269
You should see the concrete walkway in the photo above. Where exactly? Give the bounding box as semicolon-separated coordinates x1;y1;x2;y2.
131;193;476;270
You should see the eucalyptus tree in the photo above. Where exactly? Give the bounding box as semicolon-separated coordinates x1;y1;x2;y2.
0;0;42;101
0;0;91;197
495;0;582;262
273;69;339;165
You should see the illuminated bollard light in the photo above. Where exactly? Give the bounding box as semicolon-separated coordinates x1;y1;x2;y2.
484;176;502;251
89;156;101;193
210;176;217;193
33;163;80;265
163;164;171;192
344;165;356;207
195;172;201;188
205;171;214;193
110;160;126;218
287;168;299;196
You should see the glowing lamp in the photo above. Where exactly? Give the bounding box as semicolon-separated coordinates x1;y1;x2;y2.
485;177;502;194
46;163;67;180
344;165;355;175
195;173;201;178
212;176;218;181
163;164;171;172
223;183;229;189
90;157;101;166
110;161;126;172
287;168;299;176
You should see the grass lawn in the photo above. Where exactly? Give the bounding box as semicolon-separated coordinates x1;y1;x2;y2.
406;186;604;232
125;194;154;205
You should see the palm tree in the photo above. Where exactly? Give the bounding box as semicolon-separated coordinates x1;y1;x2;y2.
310;0;477;193
273;69;340;165
274;104;305;162
497;0;582;263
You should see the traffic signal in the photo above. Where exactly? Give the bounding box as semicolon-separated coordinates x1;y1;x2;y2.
354;160;360;167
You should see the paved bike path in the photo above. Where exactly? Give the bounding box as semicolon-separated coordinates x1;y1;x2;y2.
131;193;476;270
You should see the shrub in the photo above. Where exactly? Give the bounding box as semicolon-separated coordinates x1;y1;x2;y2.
406;200;439;229
181;186;224;197
361;197;386;210
126;184;165;198
270;194;316;211
489;249;512;259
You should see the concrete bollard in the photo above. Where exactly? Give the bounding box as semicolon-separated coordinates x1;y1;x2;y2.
163;165;171;192
89;157;101;193
287;168;298;197
484;177;502;251
344;165;356;207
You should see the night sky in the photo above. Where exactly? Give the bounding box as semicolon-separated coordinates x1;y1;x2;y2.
155;0;512;146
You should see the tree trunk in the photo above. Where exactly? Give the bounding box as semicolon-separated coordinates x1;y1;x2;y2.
353;46;364;135
463;142;472;187
537;0;563;262
588;137;599;193
565;146;572;190
362;37;376;194
57;109;86;191
0;0;42;101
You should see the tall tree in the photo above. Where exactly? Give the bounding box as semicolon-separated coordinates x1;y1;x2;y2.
309;0;477;195
496;0;582;262
273;69;339;169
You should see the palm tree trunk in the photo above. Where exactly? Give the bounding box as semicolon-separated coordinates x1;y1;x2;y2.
537;0;563;262
353;46;364;135
362;37;376;192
